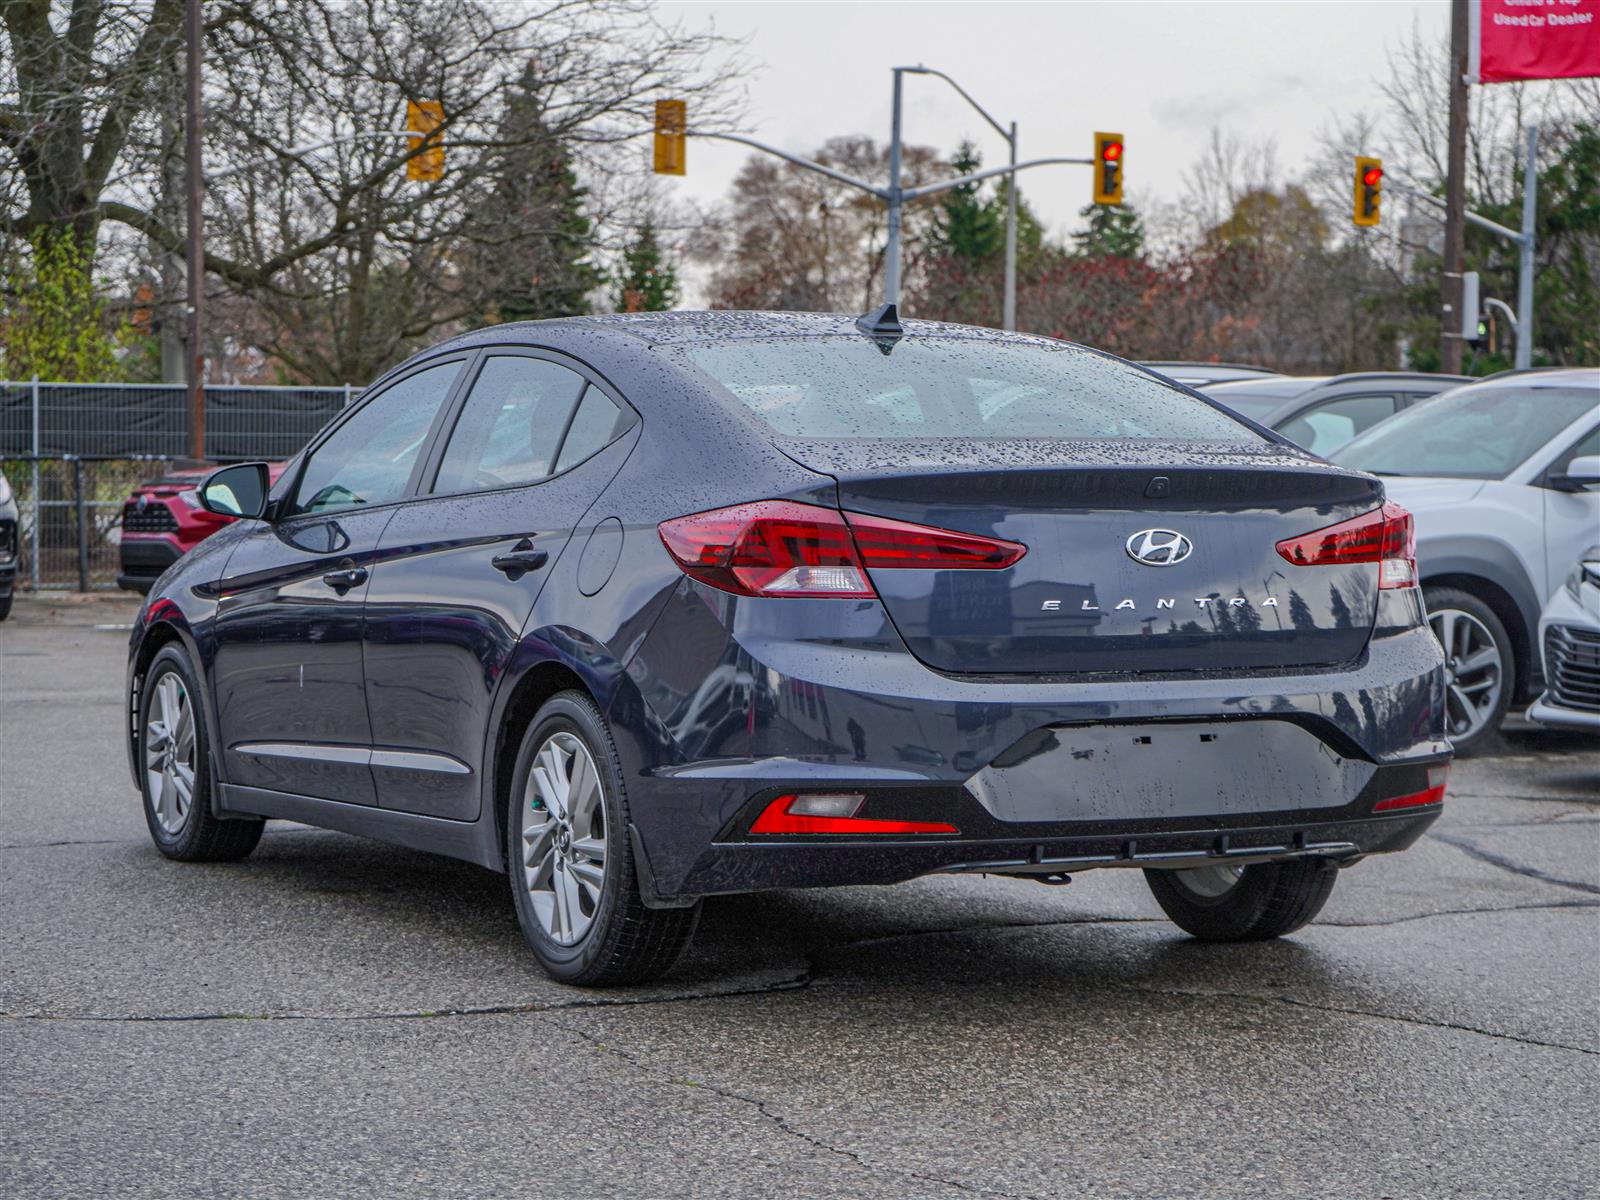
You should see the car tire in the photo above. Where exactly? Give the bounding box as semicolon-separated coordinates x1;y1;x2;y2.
506;690;700;987
1144;858;1338;941
1423;585;1514;756
0;592;11;621
138;644;265;862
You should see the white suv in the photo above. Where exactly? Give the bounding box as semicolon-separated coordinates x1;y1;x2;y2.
1333;368;1600;752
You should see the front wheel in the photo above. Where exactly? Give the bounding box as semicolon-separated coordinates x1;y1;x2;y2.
1144;858;1338;941
1423;586;1513;755
138;645;264;862
506;691;699;986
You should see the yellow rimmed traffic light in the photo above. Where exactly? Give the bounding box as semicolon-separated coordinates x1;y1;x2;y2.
406;100;445;182
1353;156;1383;227
654;99;686;176
1093;132;1124;205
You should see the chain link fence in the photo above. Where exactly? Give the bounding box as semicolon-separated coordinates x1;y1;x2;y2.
0;379;354;591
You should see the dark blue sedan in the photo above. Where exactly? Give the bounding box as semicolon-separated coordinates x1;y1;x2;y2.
126;311;1451;985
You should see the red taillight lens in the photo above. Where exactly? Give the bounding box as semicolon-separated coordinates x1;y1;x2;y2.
1373;765;1448;812
658;500;1026;598
749;794;958;835
1275;501;1416;589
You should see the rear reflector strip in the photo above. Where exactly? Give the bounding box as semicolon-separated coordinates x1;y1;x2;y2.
1373;765;1449;812
750;794;958;835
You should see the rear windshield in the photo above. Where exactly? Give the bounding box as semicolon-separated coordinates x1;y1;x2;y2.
1333;384;1599;479
684;337;1257;442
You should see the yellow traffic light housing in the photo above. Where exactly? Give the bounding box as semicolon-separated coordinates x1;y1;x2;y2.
406;101;445;182
654;99;686;176
1353;155;1383;227
1093;132;1124;205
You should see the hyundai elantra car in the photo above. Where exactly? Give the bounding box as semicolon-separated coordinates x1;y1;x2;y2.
126;310;1451;986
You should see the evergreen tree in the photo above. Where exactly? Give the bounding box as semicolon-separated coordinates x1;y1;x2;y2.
931;142;1005;263
613;222;679;312
476;65;599;323
1073;202;1146;260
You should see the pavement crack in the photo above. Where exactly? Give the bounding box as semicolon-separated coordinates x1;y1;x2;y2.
0;968;813;1024
557;1021;1042;1199
828;914;1162;954
0;838;140;851
1131;985;1597;1055
1319;900;1600;926
1428;830;1600;895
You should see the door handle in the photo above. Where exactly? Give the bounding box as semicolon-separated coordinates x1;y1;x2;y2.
491;538;548;580
322;561;368;592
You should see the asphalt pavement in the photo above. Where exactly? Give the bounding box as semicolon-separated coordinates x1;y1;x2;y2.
2;594;1596;1199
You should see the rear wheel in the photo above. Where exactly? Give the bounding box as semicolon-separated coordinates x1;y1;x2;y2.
138;645;264;862
1144;858;1338;941
506;691;699;986
0;592;11;621
1423;585;1513;755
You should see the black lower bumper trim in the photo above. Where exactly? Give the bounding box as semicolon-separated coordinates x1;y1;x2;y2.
670;808;1440;899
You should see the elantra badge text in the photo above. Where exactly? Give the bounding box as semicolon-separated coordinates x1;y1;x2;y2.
1042;595;1280;611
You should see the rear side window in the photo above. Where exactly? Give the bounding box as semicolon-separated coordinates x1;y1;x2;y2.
554;387;633;474
684;337;1255;441
433;357;587;494
1279;393;1396;456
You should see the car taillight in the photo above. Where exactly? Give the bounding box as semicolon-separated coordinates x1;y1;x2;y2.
749;793;958;835
1275;501;1416;589
658;500;1026;599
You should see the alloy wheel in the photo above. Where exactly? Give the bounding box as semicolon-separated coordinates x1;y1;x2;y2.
144;672;197;835
1428;607;1504;742
521;731;608;947
1172;863;1244;900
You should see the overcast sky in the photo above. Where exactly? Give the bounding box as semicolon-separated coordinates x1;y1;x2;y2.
658;0;1450;242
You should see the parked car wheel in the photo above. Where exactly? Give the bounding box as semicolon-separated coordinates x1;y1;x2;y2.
139;645;264;861
507;691;700;986
1423;586;1514;754
0;593;11;621
1144;859;1338;941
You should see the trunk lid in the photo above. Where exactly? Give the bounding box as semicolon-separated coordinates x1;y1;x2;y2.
780;438;1387;675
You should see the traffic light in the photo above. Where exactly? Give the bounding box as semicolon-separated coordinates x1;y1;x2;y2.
1353;155;1382;226
654;99;686;176
1093;132;1123;205
406;101;445;182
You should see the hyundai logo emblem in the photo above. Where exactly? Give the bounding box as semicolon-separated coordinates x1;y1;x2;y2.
1125;528;1193;567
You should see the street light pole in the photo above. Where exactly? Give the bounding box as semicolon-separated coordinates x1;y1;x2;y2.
1004;120;1018;331
884;68;906;309
183;0;205;464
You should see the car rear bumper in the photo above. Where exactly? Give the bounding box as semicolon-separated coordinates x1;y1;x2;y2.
617;585;1451;903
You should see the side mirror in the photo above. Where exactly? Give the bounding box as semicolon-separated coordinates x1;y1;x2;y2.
1550;454;1600;493
199;462;271;520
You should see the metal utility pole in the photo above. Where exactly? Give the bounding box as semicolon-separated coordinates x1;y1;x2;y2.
1440;0;1470;373
183;0;205;463
1515;124;1538;370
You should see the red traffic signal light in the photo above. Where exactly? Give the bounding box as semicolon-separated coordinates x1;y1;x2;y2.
1362;165;1383;187
1093;132;1124;205
1353;155;1383;227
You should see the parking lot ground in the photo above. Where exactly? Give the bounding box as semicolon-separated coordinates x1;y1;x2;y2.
2;595;1596;1199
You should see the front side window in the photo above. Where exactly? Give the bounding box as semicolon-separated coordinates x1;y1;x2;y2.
289;360;461;515
1334;385;1600;479
684;337;1258;442
433;357;587;494
1279;393;1396;457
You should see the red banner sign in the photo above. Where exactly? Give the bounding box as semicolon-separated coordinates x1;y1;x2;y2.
1469;0;1600;83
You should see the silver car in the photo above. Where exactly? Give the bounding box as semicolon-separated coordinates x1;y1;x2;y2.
1333;368;1600;751
1529;546;1600;732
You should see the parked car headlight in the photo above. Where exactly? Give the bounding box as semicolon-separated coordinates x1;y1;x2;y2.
0;473;11;506
177;488;203;509
1567;556;1600;601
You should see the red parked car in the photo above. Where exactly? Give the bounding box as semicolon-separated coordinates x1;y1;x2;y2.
118;463;286;593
